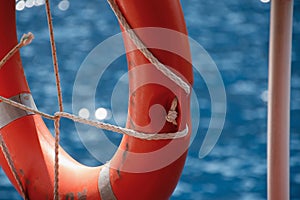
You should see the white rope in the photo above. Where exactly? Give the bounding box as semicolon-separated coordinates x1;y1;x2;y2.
0;95;188;140
56;112;188;140
0;32;34;70
0;134;28;200
44;1;63;198
106;0;191;94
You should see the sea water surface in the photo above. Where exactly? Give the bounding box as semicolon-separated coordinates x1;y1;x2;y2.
0;0;299;199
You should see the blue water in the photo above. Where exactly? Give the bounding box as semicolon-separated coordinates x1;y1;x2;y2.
1;0;300;199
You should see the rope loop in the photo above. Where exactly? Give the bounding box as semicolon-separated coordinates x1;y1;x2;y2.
20;32;34;47
0;32;34;70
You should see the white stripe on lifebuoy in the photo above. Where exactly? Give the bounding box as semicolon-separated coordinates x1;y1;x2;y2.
0;93;36;129
98;163;117;200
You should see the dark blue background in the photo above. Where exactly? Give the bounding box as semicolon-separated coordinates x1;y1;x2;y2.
0;0;299;199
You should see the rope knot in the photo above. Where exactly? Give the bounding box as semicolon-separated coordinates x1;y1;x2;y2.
166;97;178;126
20;32;34;47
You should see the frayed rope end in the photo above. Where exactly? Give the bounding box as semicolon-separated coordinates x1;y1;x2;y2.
20;32;34;47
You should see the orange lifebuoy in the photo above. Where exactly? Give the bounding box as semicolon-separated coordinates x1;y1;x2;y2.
0;0;193;199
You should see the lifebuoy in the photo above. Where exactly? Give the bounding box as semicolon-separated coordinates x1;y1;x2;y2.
0;0;193;199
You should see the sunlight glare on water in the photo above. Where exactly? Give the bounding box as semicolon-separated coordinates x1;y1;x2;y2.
58;0;70;11
260;90;269;103
95;107;108;120
25;0;34;8
34;0;45;6
78;108;90;119
16;0;45;11
260;0;270;3
16;0;25;11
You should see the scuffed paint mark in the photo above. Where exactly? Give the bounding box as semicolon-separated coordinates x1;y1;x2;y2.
129;118;136;129
65;189;87;200
78;189;87;200
122;143;129;162
130;91;136;107
117;168;121;178
19;169;24;176
65;193;75;200
117;142;129;178
25;178;30;186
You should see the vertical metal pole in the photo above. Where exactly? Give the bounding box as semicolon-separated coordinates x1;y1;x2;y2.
267;0;293;200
